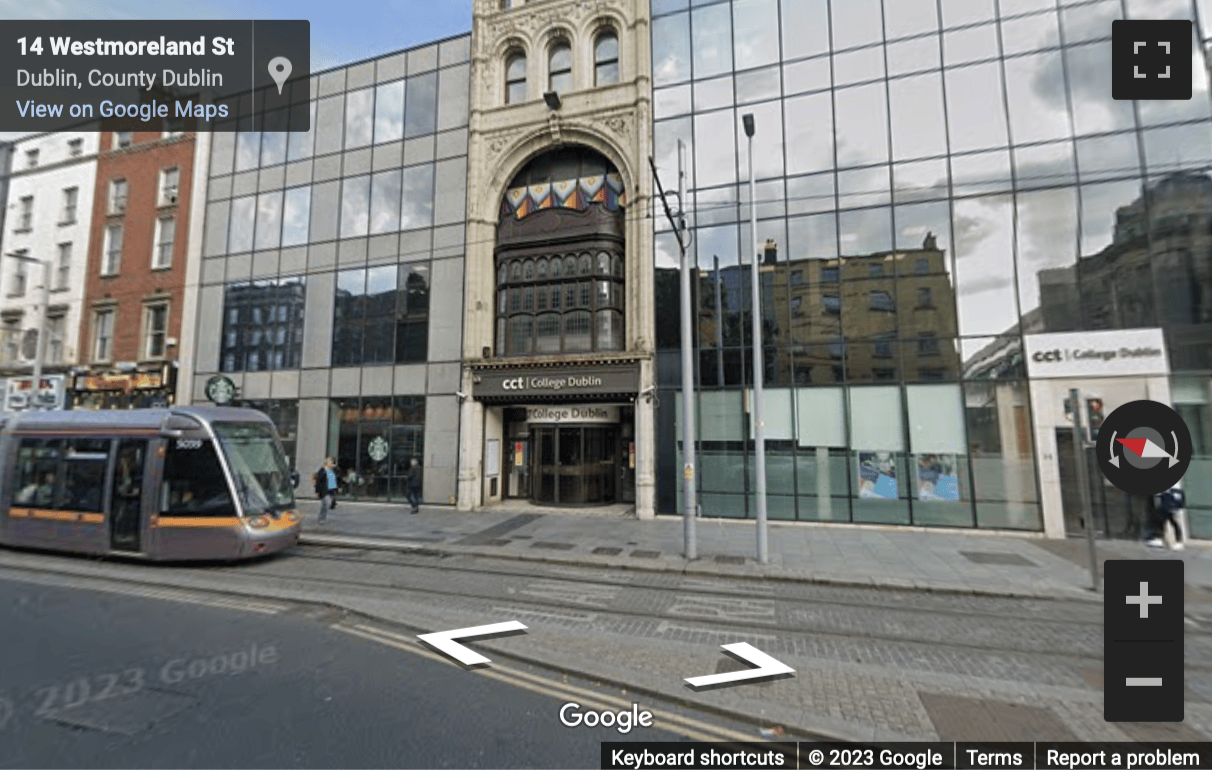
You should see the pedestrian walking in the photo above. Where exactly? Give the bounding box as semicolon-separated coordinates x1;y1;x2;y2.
314;456;339;525
405;458;422;514
1146;485;1186;551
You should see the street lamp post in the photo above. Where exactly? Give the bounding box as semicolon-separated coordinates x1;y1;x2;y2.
742;114;768;565
5;251;51;409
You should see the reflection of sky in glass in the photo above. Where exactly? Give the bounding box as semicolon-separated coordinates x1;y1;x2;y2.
401;165;434;230
374;81;404;144
281;187;310;247
371;170;402;234
345;88;374;149
662;0;1212;346
693;3;733;79
732;0;779;70
228;196;255;254
341;175;370;239
255;191;283;251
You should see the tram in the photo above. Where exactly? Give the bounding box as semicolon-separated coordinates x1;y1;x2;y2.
0;406;301;561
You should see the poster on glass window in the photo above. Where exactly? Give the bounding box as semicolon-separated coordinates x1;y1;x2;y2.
915;453;960;501
857;452;898;499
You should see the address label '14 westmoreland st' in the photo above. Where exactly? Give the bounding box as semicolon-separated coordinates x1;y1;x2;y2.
0;20;310;133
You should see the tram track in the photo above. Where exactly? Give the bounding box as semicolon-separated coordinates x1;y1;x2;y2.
200;545;1183;671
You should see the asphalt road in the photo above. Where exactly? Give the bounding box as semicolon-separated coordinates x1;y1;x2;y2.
0;574;688;769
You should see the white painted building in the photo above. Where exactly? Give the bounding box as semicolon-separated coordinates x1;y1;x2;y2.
0;128;101;409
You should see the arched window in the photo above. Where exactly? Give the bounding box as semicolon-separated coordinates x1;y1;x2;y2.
594;31;619;86
505;51;527;104
549;41;572;93
496;148;625;357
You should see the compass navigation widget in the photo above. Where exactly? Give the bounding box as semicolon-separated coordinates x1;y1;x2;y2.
1096;400;1192;496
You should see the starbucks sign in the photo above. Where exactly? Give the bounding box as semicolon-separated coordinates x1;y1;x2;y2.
367;436;389;462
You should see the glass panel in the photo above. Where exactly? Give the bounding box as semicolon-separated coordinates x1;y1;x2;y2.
227;195;255;253
161;440;235;517
1013;141;1077;190
954;195;1017;336
371;169;403;234
889;72;948;161
951;149;1013;197
281;186;311;247
941;0;996;27
735;65;781;105
782;56;831;96
692;3;733;79
945;63;1008;153
404;72;438;138
1066;40;1135;136
401;164;434;229
1004;52;1071;145
1076;133;1141;182
558;427;584;504
694;75;734;112
837;166;890;210
965;380;1040;529
315;94;344;156
783;92;834;175
340;175;371;238
1000;10;1060;55
653;12;691;85
943;23;999;67
833;46;884;86
834;83;889;167
288;100;316;161
886;36;942;76
374;80;404;144
1014;187;1078;328
254;191;283;251
733;0;779;70
333;269;366;366
694;109;737;188
781;0;829;60
741;101;785;180
260;109;288;167
838;206;891;255
885;0;940;39
831;0;883;50
344;87;374;149
893;158;949;203
655;85;692;118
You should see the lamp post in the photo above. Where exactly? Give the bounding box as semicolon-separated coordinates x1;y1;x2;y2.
742;113;768;565
5;251;51;409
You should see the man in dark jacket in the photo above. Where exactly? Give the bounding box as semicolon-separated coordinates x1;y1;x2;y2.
314;456;339;524
405;458;421;514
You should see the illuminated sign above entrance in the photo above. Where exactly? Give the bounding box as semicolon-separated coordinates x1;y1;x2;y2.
473;364;640;400
1024;328;1169;379
526;406;619;423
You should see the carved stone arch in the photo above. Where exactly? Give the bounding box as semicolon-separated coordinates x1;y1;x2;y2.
581;12;626;43
482;124;636;223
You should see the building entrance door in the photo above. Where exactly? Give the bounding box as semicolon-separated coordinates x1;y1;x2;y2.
531;425;619;505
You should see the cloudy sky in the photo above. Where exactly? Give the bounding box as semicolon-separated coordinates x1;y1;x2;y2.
0;0;473;142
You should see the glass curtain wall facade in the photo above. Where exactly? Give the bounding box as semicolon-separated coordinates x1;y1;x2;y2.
652;0;1212;533
192;36;469;504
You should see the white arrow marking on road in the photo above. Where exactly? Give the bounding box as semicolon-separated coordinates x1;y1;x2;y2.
417;621;528;667
685;642;795;689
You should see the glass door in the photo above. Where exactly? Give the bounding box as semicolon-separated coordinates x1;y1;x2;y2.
534;427;558;503
558;426;584;503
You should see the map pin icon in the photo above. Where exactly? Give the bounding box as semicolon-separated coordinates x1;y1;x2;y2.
269;57;292;95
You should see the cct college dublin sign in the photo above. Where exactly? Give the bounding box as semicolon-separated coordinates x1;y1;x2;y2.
1024;328;1169;379
473;364;640;400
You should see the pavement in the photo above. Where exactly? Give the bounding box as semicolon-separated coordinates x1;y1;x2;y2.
296;499;1212;601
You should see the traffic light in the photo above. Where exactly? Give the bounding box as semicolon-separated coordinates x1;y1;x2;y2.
1086;397;1105;442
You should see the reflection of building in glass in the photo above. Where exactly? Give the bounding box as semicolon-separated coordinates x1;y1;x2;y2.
689;233;960;386
1040;172;1212;371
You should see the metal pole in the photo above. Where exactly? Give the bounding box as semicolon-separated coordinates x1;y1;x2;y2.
677;141;697;560
31;260;48;409
1070;387;1099;592
714;255;724;387
744;116;768;565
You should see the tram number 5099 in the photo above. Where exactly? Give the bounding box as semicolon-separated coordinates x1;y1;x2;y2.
175;439;203;450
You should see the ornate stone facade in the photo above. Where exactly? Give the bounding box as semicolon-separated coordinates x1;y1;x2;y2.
458;0;656;516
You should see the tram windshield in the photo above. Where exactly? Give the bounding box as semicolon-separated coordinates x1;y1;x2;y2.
212;422;295;515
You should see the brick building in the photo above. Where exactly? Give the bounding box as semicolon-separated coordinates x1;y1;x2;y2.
74;126;197;409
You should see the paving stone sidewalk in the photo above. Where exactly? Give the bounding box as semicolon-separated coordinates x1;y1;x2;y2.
294;499;1212;600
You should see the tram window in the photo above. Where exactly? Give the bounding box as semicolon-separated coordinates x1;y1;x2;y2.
61;438;110;513
160;440;236;517
13;438;62;508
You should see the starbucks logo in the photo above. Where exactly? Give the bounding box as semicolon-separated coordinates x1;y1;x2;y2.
367;436;389;462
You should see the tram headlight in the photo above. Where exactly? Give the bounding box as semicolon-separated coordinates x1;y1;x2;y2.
247;515;270;528
286;512;299;523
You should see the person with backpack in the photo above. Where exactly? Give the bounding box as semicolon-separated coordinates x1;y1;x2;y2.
314;456;339;525
405;457;422;514
1146;485;1186;551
